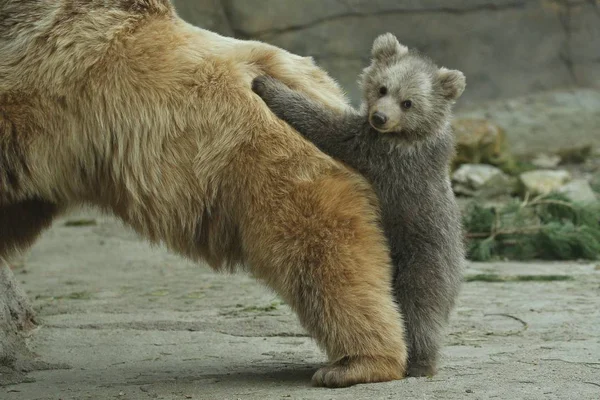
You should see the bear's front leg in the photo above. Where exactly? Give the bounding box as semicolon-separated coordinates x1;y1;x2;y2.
240;164;408;387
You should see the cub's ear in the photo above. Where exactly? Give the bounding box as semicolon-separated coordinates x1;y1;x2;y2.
437;67;466;100
371;33;408;64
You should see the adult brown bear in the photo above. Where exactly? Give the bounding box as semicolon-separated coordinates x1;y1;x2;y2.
0;0;406;387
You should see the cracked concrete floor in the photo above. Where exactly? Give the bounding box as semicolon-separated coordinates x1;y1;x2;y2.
2;209;600;400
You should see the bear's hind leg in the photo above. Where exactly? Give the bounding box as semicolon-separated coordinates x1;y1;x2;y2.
243;171;407;387
0;199;59;259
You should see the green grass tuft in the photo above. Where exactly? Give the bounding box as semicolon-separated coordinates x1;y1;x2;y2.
465;274;574;282
463;193;600;261
64;218;97;227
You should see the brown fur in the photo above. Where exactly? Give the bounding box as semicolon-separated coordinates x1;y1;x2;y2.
0;0;407;387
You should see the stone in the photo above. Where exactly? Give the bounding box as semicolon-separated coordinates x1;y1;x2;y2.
558;179;598;204
451;118;509;169
452;164;516;197
0;260;37;386
570;1;600;87
453;164;504;189
171;0;233;35
555;145;593;165
519;169;572;196
223;0;526;36
457;89;600;156
591;173;600;194
531;153;561;169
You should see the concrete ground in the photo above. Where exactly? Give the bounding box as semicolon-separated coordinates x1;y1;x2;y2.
2;209;600;400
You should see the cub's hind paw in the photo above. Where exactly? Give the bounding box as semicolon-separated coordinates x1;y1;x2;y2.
406;362;437;378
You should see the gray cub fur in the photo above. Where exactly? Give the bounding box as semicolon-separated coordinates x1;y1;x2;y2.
252;33;466;377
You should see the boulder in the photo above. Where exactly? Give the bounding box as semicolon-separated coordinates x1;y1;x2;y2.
458;89;600;156
451;118;510;170
171;0;233;35
0;260;37;386
519;169;572;196
558;179;598;204
591;174;600;195
555;145;593;165
452;164;517;198
531;153;561;169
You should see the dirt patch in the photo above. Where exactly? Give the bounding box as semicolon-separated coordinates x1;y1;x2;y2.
1;210;599;399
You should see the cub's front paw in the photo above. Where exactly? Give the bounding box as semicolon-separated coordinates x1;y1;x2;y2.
251;75;274;97
252;75;288;98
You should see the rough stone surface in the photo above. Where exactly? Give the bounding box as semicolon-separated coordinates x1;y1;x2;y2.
519;169;572;196
570;1;600;86
558;179;599;203
171;0;233;35
452;118;509;169
592;172;600;194
0;261;37;386
171;0;600;107
453;164;504;189
532;153;562;169
458;88;600;156
452;164;516;197
2;210;600;399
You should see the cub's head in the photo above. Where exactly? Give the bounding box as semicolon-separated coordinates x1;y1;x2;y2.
359;33;466;139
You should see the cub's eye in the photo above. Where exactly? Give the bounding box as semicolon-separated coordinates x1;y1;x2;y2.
379;86;388;96
401;100;412;109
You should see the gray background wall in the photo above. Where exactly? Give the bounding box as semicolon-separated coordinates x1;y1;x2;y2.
171;0;600;108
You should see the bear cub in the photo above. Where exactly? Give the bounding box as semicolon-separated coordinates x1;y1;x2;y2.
252;33;466;377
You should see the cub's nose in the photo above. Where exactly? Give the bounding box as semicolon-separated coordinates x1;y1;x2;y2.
370;111;388;128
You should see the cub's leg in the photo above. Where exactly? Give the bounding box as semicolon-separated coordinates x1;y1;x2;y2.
393;240;463;377
242;168;407;388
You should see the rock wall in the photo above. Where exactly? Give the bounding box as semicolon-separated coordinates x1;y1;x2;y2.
172;0;600;108
0;261;37;385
